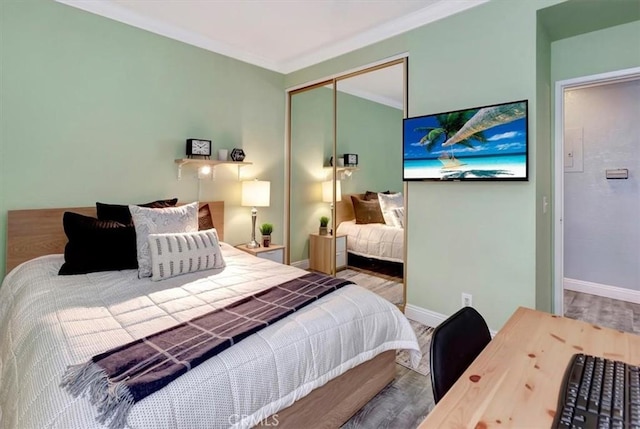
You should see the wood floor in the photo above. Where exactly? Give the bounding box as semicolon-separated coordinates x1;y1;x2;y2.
564;290;640;334
340;268;433;428
337;268;403;305
342;365;434;429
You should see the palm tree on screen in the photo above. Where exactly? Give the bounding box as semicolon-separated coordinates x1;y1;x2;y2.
414;112;487;166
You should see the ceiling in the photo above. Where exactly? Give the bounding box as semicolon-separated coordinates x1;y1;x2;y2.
56;0;488;74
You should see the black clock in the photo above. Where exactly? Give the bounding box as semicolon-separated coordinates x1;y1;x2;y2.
343;153;358;166
230;148;246;162
186;139;212;158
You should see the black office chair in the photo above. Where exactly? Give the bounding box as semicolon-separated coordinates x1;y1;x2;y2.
429;306;491;403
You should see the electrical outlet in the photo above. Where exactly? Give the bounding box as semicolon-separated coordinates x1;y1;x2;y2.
462;293;473;307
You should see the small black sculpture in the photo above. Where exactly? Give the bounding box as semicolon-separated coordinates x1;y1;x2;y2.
230;148;246;162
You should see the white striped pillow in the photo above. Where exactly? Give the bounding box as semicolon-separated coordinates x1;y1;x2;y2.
378;192;403;228
147;229;225;281
391;207;405;228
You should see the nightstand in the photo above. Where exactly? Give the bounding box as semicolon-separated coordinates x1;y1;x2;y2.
235;244;285;264
308;233;346;275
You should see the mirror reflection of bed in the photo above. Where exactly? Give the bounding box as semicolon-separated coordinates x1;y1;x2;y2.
335;192;404;307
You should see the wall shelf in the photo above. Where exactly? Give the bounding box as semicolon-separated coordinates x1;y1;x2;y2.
174;158;253;180
323;166;359;179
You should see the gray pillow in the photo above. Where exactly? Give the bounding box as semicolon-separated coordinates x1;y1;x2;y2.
148;229;225;281
130;202;199;278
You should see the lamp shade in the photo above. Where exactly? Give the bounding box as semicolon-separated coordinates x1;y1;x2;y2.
321;180;342;203
241;180;270;207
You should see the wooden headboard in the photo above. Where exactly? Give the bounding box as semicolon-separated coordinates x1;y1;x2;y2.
335;193;365;226
6;201;224;273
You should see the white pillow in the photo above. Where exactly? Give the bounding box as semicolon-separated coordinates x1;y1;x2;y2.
378;192;403;227
392;207;405;228
148;229;225;281
130;202;199;278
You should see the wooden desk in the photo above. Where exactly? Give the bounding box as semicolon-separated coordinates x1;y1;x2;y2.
419;307;640;428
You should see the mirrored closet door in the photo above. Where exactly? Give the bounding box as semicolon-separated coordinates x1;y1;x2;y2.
289;81;335;272
335;61;406;308
287;58;407;310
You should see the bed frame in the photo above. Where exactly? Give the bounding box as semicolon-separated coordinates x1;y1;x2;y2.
5;201;396;428
6;202;224;273
335;193;361;227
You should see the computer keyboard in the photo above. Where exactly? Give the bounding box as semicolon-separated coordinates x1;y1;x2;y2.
553;353;640;429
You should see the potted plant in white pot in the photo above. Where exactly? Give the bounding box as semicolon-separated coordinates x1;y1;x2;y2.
319;216;329;236
259;223;273;247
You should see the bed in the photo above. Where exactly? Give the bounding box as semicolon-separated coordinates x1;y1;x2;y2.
1;201;419;429
335;194;404;278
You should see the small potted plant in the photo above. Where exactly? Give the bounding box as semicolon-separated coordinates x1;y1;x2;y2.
259;223;273;247
319;216;329;236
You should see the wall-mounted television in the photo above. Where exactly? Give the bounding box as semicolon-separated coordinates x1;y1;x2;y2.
403;99;528;181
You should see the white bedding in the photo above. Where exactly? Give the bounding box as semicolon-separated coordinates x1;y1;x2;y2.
337;220;404;263
0;244;419;429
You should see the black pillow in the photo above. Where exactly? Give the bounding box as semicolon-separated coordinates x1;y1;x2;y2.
363;190;391;201
96;198;178;225
58;212;138;275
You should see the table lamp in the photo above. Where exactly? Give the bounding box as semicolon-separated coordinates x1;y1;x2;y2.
322;180;341;234
241;180;271;248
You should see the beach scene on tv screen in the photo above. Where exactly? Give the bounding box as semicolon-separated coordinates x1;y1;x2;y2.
403;100;527;180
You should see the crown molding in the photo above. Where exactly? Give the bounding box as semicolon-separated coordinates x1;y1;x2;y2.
56;0;489;74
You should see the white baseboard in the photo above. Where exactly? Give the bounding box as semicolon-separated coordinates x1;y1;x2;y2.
564;277;640;304
405;304;448;328
405;303;497;336
291;259;309;270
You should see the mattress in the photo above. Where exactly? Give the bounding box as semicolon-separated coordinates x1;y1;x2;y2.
0;244;419;429
337;220;404;263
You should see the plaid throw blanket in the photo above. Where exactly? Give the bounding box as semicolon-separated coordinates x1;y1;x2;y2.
60;272;354;429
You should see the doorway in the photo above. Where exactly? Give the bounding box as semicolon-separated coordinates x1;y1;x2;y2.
554;66;640;315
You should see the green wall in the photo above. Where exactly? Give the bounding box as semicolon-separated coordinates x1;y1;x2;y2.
287;0;592;331
405;0;543;330
286;0;639;330
337;92;403;195
289;87;333;263
535;14;554;313
3;0;638;329
551;20;640;82
288;0;550;329
0;0;285;278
